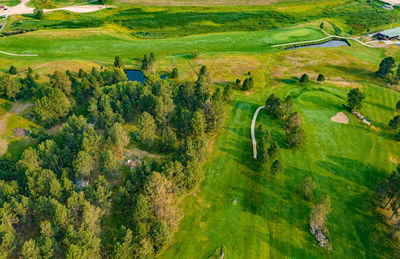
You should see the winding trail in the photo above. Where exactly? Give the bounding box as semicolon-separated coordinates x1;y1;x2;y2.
251;105;265;159
272;28;378;48
0;50;37;56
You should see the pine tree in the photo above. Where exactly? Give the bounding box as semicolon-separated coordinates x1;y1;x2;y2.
137;112;156;149
299;73;309;85
257;141;268;163
271;160;283;175
171;68;178;79
114;56;124;69
9;65;18;75
190;110;206;139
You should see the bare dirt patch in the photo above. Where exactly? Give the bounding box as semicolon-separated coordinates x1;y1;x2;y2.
10;101;33;115
0;113;11;155
126;147;167;160
331;112;349;124
0;139;7;156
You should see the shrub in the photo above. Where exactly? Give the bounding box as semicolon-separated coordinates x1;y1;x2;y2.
271;160;283;175
299;73;309;85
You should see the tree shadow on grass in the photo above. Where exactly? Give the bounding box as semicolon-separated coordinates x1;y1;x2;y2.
329;190;396;258
326;65;374;80
7;138;36;161
292;164;395;257
365;100;395;113
218;145;259;172
274;77;299;86
225;126;249;139
316;155;387;191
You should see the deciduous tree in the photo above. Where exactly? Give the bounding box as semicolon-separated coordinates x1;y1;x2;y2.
347;88;365;110
376;56;395;79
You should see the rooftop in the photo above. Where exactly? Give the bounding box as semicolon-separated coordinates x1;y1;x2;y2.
378;27;400;37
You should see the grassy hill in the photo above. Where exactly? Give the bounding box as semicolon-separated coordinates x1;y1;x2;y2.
160;45;400;258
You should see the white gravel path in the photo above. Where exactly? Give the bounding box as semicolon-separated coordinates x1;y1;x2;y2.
251;106;265;159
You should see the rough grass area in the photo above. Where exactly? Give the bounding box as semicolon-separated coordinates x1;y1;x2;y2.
0;99;40;158
5;0;400;38
114;0;309;5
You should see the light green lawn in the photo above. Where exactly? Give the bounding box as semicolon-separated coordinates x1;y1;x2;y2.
0;26;325;72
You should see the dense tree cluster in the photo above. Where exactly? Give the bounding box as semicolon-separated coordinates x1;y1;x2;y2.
0;62;230;257
265;94;306;148
377;165;400;219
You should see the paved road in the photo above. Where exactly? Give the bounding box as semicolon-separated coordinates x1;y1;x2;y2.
251;106;265;159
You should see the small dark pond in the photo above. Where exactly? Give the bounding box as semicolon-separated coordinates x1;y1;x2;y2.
125;70;167;84
285;39;350;50
125;70;146;84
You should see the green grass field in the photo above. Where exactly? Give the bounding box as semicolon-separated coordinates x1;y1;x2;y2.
0;26;326;72
5;0;400;39
0;0;20;6
1;0;400;256
158;44;400;258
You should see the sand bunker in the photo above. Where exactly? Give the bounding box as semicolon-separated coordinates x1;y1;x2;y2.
331;112;349;124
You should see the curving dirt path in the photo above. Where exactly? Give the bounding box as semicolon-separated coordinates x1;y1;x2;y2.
251;105;265;159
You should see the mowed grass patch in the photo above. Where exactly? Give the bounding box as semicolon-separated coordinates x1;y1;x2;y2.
0;26;325;72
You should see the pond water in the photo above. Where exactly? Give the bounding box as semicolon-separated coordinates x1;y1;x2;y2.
286;40;350;50
125;70;167;83
125;70;146;84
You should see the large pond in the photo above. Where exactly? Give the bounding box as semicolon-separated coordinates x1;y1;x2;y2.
125;70;146;84
285;39;350;50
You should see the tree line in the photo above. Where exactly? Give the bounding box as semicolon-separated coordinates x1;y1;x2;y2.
0;59;231;258
265;94;306;149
